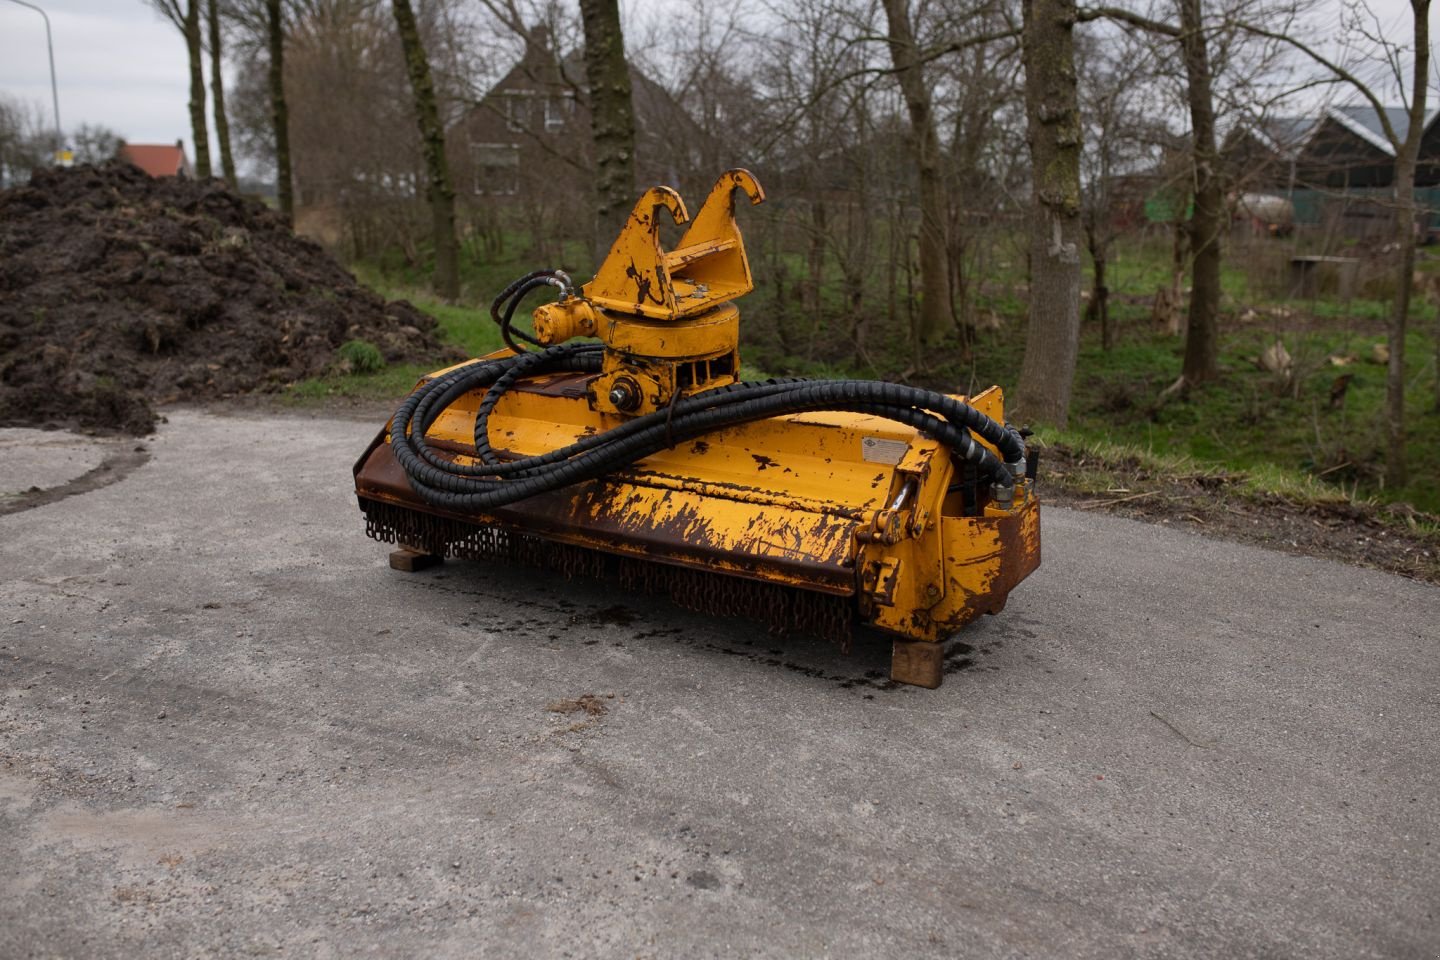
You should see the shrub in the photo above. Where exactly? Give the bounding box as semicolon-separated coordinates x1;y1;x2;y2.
337;339;385;374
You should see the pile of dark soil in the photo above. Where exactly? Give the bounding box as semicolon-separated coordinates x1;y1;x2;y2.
1039;442;1440;585
0;162;445;434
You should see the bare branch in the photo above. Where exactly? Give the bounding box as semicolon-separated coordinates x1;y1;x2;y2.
1232;18;1400;147
751;21;1022;155
1076;6;1180;37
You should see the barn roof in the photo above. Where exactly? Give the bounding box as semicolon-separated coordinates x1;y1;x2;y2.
1326;104;1436;154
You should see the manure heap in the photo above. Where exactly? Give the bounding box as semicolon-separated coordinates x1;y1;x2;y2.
0;161;442;434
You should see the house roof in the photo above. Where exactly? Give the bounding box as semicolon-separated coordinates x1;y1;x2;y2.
1326;104;1436;155
553;49;703;141
118;143;189;177
453;38;707;161
1246;116;1314;157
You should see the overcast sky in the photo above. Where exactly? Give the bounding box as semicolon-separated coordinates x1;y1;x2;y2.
0;0;1433;159
1;0;201;146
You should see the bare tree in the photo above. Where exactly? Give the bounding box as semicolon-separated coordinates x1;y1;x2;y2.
579;0;637;263
754;0;1027;365
71;123;124;163
1238;0;1431;484
1077;31;1168;349
1016;0;1083;425
1079;0;1233;389
392;0;460;300
209;0;238;187
224;0;505;257
0;95;51;184
267;0;293;221
939;33;1026;344
148;0;213;179
1175;0;1223;385
882;0;953;348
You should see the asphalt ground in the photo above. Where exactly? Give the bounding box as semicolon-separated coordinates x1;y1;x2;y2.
1;409;1436;959
0;427;113;496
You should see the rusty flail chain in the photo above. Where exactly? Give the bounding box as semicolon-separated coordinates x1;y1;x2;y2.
362;499;855;645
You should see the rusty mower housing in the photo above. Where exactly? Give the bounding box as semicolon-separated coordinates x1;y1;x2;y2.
353;170;1040;688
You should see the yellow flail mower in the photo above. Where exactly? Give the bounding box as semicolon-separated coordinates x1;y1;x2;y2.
353;170;1039;688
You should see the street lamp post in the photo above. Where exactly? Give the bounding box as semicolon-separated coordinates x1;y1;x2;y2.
3;0;62;158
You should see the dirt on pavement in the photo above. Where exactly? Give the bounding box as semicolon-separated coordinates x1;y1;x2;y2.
0;162;446;435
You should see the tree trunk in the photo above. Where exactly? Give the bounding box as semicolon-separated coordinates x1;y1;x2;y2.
391;0;459;301
1170;214;1188;327
882;0;952;348
1153;214;1190;334
887;201;900;333
1383;0;1430;486
948;222;975;357
947;108;975;356
1097;252;1111;350
579;0;637;267
1016;0;1083;427
808;200;827;332
1178;0;1221;384
1085;216;1112;350
848;264;869;363
266;0;293;224
208;0;236;188
184;0;211;179
1388;167;1416;486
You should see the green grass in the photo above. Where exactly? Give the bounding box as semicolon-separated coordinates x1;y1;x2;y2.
357;231;594;309
290;225;595;403
1028;423;1354;503
349;264;509;357
1047;323;1440;512
337;339;385;374
285;363;436;402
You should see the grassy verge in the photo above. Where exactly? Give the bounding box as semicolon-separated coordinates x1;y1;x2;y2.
1028;425;1355;505
285;362;438;402
1030;424;1440;584
1052;322;1440;512
348;264;511;357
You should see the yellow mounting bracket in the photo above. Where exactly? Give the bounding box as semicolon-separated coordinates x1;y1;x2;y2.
582;169;766;321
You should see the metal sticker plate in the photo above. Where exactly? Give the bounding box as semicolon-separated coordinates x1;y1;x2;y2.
861;437;908;465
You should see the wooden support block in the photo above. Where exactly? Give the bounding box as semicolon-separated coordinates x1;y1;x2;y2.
891;638;943;689
389;548;442;572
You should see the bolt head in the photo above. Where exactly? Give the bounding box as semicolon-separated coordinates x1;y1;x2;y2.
608;379;640;411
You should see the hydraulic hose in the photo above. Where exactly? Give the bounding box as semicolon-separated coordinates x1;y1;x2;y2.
489;269;572;353
387;343;1024;512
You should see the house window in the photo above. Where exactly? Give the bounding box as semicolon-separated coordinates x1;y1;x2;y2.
543;96;572;133
503;93;531;133
473;143;520;196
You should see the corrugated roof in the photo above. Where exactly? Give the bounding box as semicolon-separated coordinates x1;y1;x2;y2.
1247;116;1314;157
1327;104;1436;155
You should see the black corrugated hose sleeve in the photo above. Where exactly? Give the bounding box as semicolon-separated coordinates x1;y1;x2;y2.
387;347;1021;511
391;372;1011;505
401;344;604;476
403;361;974;489
489;269;575;353
395;390;994;510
